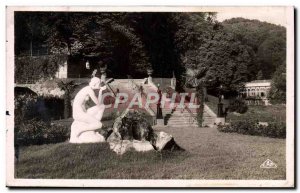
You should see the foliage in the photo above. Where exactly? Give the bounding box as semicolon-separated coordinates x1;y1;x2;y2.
15;12;51;56
15;91;68;146
196;85;205;127
15;55;66;84
15;13;286;95
228;98;248;114
15;120;69;146
172;14;252;96
115;110;154;141
268;65;286;104
222;18;286;80
57;80;76;118
217;120;285;138
256;70;264;80
46;12;151;77
15;93;64;124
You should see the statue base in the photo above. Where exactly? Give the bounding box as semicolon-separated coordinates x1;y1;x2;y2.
215;117;225;125
69;121;105;143
156;118;164;126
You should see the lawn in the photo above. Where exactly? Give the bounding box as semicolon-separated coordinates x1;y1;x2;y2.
226;104;286;123
205;94;229;115
15;126;286;179
205;95;286;123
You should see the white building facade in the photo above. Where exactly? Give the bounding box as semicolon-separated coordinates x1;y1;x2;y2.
241;80;271;105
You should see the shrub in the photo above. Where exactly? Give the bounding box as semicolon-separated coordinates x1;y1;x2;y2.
217;120;286;138
268;65;286;104
228;98;248;114
15;119;70;146
15;93;64;124
15;55;67;84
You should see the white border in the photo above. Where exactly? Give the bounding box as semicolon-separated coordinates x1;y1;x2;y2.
5;6;295;188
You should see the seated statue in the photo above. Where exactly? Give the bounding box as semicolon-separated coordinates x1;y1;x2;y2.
69;77;107;143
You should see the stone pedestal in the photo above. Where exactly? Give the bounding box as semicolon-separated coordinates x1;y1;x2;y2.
171;78;176;89
100;67;107;83
171;71;176;89
217;103;224;117
148;76;153;84
215;117;225;125
147;68;153;84
156;118;164;126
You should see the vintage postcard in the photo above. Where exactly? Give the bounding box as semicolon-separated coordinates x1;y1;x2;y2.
6;6;294;187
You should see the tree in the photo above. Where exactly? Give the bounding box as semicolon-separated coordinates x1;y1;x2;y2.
57;80;76;118
222;18;286;80
256;70;264;80
172;16;252;96
268;65;286;104
46;12;151;77
15;12;50;56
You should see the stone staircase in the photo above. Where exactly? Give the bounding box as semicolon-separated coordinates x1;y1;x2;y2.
163;104;217;128
202;105;217;127
163;108;199;127
74;78;217;128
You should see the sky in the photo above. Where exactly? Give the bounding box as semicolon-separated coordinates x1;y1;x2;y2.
216;7;288;27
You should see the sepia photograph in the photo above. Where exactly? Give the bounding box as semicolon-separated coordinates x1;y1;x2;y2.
6;6;294;187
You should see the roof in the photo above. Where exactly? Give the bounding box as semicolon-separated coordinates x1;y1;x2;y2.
248;80;271;83
245;80;271;87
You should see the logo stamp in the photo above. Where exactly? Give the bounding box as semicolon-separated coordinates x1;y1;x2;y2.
260;159;277;169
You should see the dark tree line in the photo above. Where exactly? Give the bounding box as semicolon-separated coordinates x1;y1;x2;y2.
222;18;286;102
222;18;286;80
15;12;286;100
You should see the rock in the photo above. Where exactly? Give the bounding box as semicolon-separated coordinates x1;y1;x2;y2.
151;131;173;151
233;112;242;116
109;140;133;155
106;109;183;154
132;140;154;152
258;122;269;126
111;109;153;141
69;121;105;143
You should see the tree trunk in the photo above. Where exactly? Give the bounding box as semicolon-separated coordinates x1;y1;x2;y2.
64;90;71;119
196;84;205;127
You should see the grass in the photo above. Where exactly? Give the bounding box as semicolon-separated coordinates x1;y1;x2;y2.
15;126;286;179
226;104;286;124
205;95;286;123
205;95;229;115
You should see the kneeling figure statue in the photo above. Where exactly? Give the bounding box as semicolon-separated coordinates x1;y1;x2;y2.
69;77;106;143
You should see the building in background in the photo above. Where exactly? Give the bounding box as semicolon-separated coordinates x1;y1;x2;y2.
241;80;271;105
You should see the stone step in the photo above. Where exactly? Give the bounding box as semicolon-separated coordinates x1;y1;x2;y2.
171;113;196;116
167;124;199;127
167;113;209;116
168;119;196;121
167;120;197;123
169;119;197;122
168;122;198;125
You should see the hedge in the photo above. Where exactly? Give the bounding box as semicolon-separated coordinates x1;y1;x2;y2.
217;120;286;138
15;119;69;146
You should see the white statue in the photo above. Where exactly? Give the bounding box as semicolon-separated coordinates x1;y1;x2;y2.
70;77;107;143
